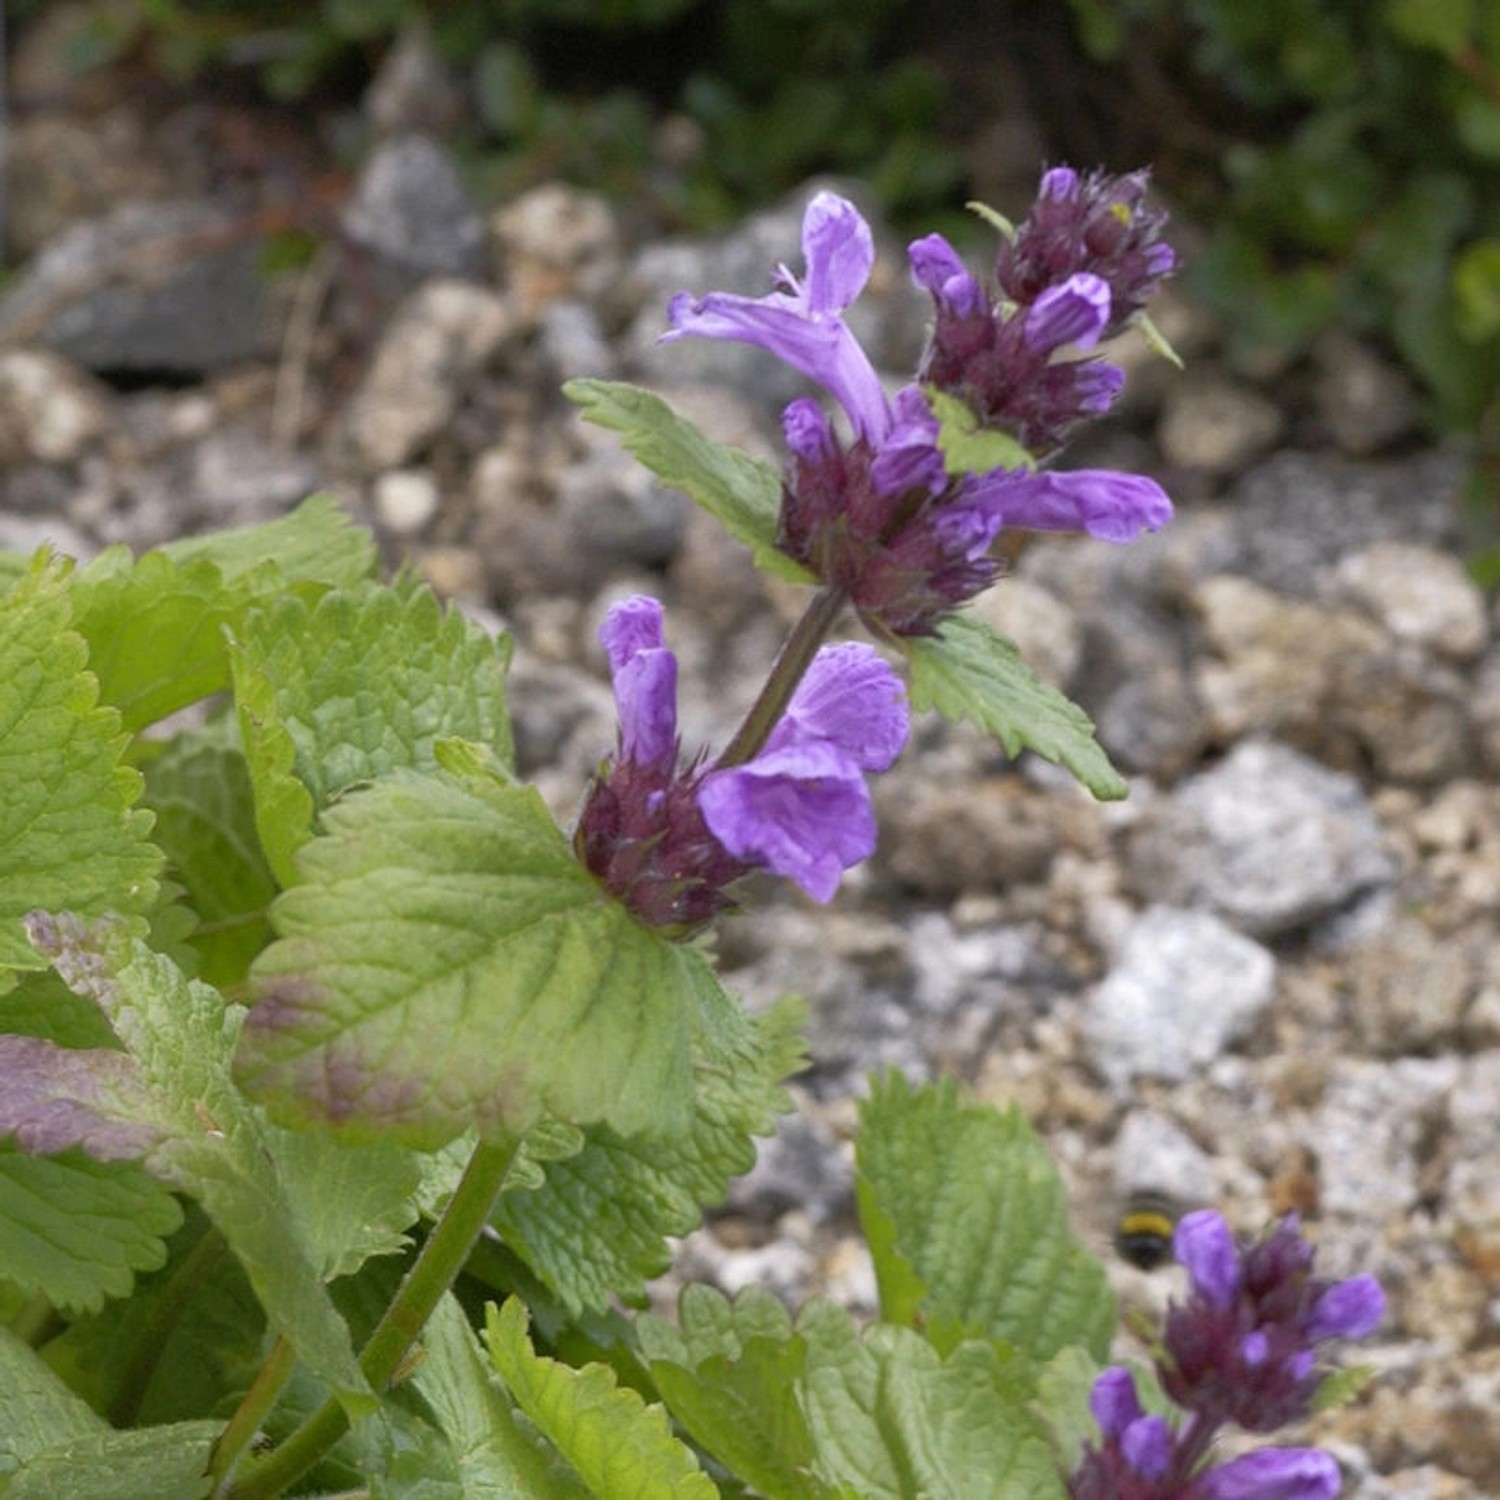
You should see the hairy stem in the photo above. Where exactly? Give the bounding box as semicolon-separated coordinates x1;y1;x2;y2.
714;585;847;769
216;1135;521;1500
206;1336;295;1488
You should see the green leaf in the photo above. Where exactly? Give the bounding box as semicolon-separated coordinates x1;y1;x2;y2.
641;1287;837;1500
855;1075;1115;1368
68;496;376;734
0;556;161;980
28;914;371;1411
563;378;814;584
159;491;376;589
796;1299;1061;1500
1455;238;1500;340
927;390;1035;478
234;767;704;1148
140;728;276;988
486;1297;720;1499
397;1292;589;1499
904;613;1127;799
493;998;803;1315
228;575;514;888
1385;0;1473;59
0;1322;107;1476
7;1419;221;1500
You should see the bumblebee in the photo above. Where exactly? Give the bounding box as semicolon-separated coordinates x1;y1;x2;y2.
1114;1191;1179;1271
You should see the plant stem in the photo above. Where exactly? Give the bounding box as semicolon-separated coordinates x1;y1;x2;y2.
110;1224;228;1426
217;1135;520;1500
713;585;847;769
206;1336;295;1488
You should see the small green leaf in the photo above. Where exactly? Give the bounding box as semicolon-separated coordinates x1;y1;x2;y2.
493;998;803;1314
28;915;371;1411
641;1287;834;1500
0;1145;180;1314
487;1297;720;1499
0;555;161;980
927;390;1035;478
235;767;703;1147
966;200;1016;238
1136;313;1185;369
1455;238;1500;341
855;1075;1115;1368
400;1293;588;1499
228;575;514;887
1313;1362;1377;1411
564;377;814;584
141;728;276;988
1385;0;1473;59
796;1299;1063;1500
904;613;1127;799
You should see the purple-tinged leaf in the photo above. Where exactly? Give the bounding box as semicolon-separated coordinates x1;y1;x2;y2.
0;1035;163;1161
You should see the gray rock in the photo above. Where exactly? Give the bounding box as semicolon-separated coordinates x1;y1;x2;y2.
0;200;280;374
1346;917;1475;1055
1444;1050;1500;1224
1332;542;1488;662
1083;905;1276;1092
1312;331;1419;456
343;280;516;471
725;1106;851;1223
490;184;624;319
342;134;487;281
1156;375;1285;475
1192;574;1475;785
1111;1108;1217;1206
1123;740;1396;937
0;350;114;464
1220;450;1462;598
1311;1057;1459;1219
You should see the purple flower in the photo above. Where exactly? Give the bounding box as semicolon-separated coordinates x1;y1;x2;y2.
1163;1212;1385;1433
663;190;892;445
1195;1449;1341;1500
664;183;1173;637
578;596;908;925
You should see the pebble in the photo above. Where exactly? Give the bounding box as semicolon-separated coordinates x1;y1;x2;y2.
1122;739;1395;938
1156;375;1285;475
373;467;441;536
1082;905;1276;1092
0;349;113;464
1332;542;1488;662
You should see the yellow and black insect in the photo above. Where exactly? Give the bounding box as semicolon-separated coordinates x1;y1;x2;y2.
1114;1192;1180;1271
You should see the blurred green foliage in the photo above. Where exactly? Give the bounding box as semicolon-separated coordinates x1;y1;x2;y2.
1067;0;1500;445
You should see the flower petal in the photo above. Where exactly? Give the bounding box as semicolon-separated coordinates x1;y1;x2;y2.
973;467;1172;542
699;741;875;902
600;595;677;768
1088;1367;1144;1437
1307;1275;1385;1342
801;191;875;315
908;232;985;317
767;642;909;772
1197;1449;1342;1500
1024;272;1112;354
1174;1209;1242;1307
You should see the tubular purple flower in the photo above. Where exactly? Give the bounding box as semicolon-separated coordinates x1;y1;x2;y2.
1121;1416;1173;1481
783;398;837;464
908;232;986;317
1024;273;1112;354
1040;165;1080;201
1090;1367;1145;1435
662;191;892;444
1196;1449;1342;1500
1175;1211;1243;1309
699;740;878;903
969;467;1173;544
1307;1275;1385;1342
868;387;948;499
601;596;678;768
1073;361;1126;415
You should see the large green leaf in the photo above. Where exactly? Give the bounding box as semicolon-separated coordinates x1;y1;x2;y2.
0;1322;107;1477
228;575;514;887
855;1075;1115;1367
235;766;707;1147
6;1420;221;1500
904;613;1127;800
159;491;376;586
487;1297;719;1499
26;915;371;1411
494;998;804;1315
564;378;813;584
0;556;161;979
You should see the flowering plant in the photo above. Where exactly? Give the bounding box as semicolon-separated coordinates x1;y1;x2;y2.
0;170;1378;1498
